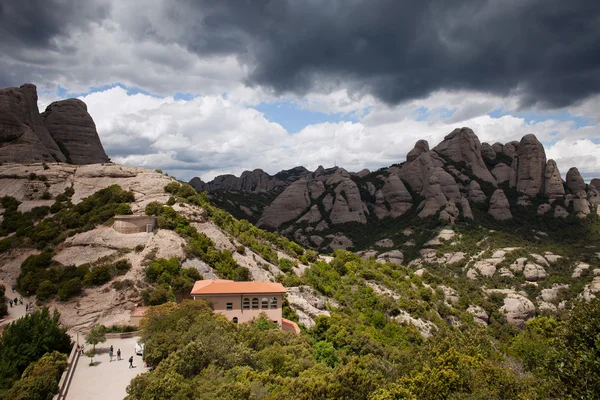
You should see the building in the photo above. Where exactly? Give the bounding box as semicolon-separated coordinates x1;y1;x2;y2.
190;279;300;334
113;215;156;234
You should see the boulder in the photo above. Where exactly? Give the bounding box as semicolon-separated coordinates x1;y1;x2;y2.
537;203;551;215
554;205;569;218
322;193;334;212
433;168;461;200
327;234;353;250
544;160;565;198
308;180;325;199
406;139;429;162
257;179;310;229
573;190;591;218
467;305;489;326
488;189;512;220
375;239;394;248
398;151;442;194
523;262;547;281
310;235;324;247
566;167;586;193
376;250;404;265
500;294;536;327
572;262;590;278
480;142;496;162
491;163;513;185
468;180;487;202
433;127;497;185
41;98;110;164
356;168;370;178
516;134;546;196
459;197;474;219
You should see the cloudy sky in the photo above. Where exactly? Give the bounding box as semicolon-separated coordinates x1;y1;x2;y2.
1;0;599;182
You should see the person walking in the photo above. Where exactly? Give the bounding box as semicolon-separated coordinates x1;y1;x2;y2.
117;348;122;361
25;303;28;312
128;356;134;369
80;344;84;355
110;344;114;353
9;300;12;308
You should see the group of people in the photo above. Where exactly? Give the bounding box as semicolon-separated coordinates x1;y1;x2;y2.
7;296;23;308
76;343;135;368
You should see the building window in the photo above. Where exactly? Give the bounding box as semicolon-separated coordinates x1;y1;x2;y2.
252;298;259;309
243;298;250;309
270;297;277;309
261;297;269;309
233;317;238;324
226;303;233;311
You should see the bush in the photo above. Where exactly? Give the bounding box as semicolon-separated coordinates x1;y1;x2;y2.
84;265;112;286
41;190;52;200
3;351;67;400
36;280;57;301
0;196;20;211
58;278;83;301
141;284;174;306
112;279;134;291
112;259;131;275
145;201;164;216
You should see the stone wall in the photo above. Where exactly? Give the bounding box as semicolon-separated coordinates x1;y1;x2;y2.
113;215;156;234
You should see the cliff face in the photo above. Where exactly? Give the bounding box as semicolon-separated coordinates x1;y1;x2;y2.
0;84;110;164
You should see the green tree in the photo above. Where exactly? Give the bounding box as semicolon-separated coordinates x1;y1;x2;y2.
85;324;107;358
2;351;68;400
0;308;71;390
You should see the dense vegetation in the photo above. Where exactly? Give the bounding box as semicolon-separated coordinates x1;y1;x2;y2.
141;257;201;305
0;184;134;252
16;252;132;301
0;308;71;396
127;297;600;399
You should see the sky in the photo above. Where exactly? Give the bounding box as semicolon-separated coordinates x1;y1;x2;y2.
1;0;600;182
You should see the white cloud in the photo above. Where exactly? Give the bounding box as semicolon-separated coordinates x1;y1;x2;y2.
38;86;600;183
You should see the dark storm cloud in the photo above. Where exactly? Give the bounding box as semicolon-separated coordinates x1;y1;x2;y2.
167;0;600;108
0;0;109;49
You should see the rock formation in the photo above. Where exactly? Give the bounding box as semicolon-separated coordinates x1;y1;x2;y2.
516;134;546;197
0;84;110;164
544;160;565;198
406;139;429;162
566;167;586;193
433;127;497;185
488;189;512;220
41;99;110;164
257;179;310;229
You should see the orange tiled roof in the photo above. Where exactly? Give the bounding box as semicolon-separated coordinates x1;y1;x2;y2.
191;279;286;295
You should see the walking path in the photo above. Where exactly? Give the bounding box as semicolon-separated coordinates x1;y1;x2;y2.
0;285;34;329
65;336;149;400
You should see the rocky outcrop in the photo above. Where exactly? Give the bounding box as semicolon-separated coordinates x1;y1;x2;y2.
573;191;591;218
433;127;497;185
375;174;413;218
544;160;565;198
376;250;404;265
467;305;489;326
0;84;68;163
491;163;513;185
500;293;536;327
41;99;110;164
406;139;429;162
488;189;512;220
330;178;368;224
257;179;310;229
566;167;586;193
516;134;546;197
523;262;547;281
480;142;496;162
418;173;449;218
398;151;442;194
468;180;487;202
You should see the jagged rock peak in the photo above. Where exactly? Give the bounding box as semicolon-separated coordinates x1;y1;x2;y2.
41;98;110;164
432;127;497;185
566;167;586;193
406;139;429;162
544;160;565;198
516;134;546;197
0;83;108;164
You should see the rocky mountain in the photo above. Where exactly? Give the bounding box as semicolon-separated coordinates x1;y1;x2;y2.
0;84;110;164
189;166;310;222
228;127;600;252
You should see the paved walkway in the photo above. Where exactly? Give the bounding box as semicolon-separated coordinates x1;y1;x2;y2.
1;290;34;329
65;337;149;400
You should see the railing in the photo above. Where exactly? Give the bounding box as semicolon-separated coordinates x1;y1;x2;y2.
105;330;141;339
53;342;80;400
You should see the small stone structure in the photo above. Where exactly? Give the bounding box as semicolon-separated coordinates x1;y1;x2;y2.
113;215;156;234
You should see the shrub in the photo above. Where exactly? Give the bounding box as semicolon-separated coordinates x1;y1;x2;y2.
42;163;50;170
58;278;83;301
145;201;164;216
141;284;174;306
1;196;21;211
164;182;181;194
41;190;52;200
278;258;295;273
112;259;131;275
111;279;134;291
166;196;176;206
36;280;57;301
28;173;37;180
84;265;112;286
